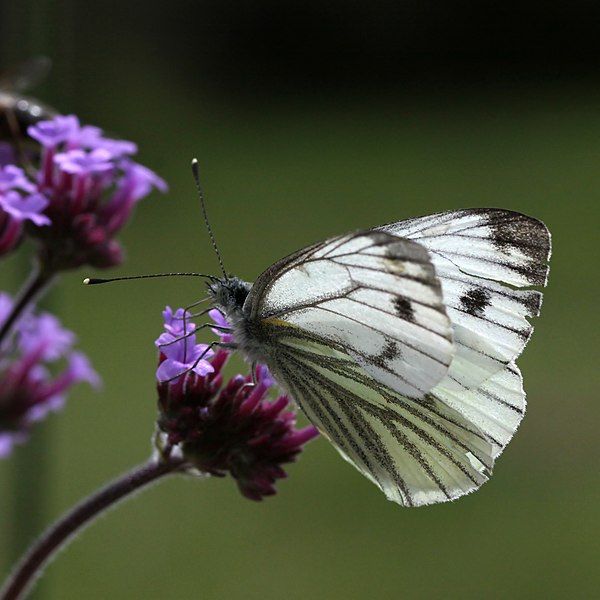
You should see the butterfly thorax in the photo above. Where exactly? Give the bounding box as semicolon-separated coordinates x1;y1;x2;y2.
208;277;269;363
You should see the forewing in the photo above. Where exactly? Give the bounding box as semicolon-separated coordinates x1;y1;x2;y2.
245;230;454;399
378;209;551;390
264;333;521;507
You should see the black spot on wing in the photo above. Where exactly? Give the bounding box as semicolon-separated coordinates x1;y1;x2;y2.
517;290;542;315
484;212;551;285
368;340;400;369
460;288;491;317
487;213;547;259
393;296;415;322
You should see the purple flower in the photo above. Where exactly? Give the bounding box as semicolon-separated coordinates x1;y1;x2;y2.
0;165;35;193
209;309;235;344
71;125;103;148
18;312;76;361
126;163;168;201
28;115;80;148
155;307;319;500
155;306;214;382
19;114;168;271
0;431;26;458
0;293;12;324
100;163;167;237
0;192;50;225
54;149;115;175
161;306;196;336
74;126;138;157
0;293;100;457
0;191;50;257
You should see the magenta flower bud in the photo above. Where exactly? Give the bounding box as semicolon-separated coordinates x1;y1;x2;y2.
155;308;319;500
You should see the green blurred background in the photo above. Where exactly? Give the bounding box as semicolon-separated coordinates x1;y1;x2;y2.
1;1;598;598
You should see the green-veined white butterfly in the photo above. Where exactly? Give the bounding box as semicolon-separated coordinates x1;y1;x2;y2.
88;161;551;507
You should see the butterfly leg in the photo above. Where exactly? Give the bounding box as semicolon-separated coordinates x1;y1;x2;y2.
178;301;212;361
171;298;211;322
164;340;221;383
157;322;232;349
239;361;258;393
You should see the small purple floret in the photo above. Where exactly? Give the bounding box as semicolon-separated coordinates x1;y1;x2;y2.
0;192;50;226
28;115;80;147
18;312;76;361
155;306;214;382
208;308;236;344
54;148;115;175
0;165;35;193
73;126;138;157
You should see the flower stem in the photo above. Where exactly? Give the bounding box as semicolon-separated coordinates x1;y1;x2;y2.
1;458;185;600
0;265;55;348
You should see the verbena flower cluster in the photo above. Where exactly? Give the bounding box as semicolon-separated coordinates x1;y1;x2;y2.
0;113;165;458
155;307;319;500
0;293;99;457
0;114;166;270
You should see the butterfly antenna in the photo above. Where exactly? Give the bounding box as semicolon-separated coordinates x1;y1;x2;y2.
191;158;228;281
83;272;218;285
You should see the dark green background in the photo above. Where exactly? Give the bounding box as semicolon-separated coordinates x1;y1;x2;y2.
0;2;598;598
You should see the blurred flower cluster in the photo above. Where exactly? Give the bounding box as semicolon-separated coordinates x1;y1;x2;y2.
0;113;165;457
155;307;319;500
0;292;99;457
0;114;166;270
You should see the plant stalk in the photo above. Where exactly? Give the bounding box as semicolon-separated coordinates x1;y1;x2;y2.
1;458;185;600
0;265;55;348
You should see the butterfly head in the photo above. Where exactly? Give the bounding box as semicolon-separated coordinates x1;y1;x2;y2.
208;276;252;315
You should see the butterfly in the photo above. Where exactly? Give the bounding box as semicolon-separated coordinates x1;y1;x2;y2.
204;206;551;506
88;164;551;507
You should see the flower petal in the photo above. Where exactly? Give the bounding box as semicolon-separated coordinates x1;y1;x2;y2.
0;192;50;225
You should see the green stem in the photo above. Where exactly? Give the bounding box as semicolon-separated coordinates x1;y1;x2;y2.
1;458;185;600
10;424;53;565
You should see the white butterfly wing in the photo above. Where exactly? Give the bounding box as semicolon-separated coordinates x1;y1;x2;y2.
246;230;454;399
431;361;526;460
379;209;551;391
